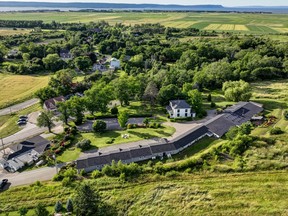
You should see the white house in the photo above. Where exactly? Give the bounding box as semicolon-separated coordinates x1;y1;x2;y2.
166;100;196;118
110;58;121;69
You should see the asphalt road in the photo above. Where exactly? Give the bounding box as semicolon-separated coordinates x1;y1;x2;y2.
0;98;39;116
0;166;58;187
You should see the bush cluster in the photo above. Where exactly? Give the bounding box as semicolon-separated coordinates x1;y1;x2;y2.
76;139;91;151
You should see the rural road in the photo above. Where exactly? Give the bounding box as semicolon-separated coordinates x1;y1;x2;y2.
0;98;39;116
0;166;59;187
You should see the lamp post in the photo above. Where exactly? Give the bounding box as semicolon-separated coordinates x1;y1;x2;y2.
52;154;58;174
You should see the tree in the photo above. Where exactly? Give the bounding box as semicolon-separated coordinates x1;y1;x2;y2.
92;120;107;133
42;54;64;72
54;201;63;213
143;81;158;106
143;118;150;127
18;207;28;216
84;82;112;115
66;199;74;213
118;111;129;128
37;110;55;133
157;84;183;106
35;86;57;105
67;96;84;125
76;139;91;151
207;94;212;102
74;56;92;71
49;69;75;96
74;183;102;216
187;89;203;114
222;80;252;102
57;101;71;125
34;203;49;216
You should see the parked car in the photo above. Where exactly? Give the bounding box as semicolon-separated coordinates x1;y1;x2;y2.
17;120;27;126
19;115;28;119
0;179;8;190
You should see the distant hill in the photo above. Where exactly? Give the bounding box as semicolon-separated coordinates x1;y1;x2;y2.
0;1;224;10
0;1;287;13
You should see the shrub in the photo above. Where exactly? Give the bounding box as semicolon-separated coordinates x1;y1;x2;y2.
284;110;288;120
207;93;212;102
66;199;73;213
111;106;119;115
92;120;107;133
62;177;73;187
53;173;64;181
106;138;115;144
76;139;91;151
91;170;103;179
165;170;179;178
210;101;216;108
127;123;133;129
54;201;63;213
270;127;284;135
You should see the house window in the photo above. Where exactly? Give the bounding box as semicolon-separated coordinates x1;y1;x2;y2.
177;114;180;117
178;109;180;113
185;109;188;112
185;113;187;117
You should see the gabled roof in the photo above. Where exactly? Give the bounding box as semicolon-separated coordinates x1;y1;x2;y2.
205;114;236;138
129;146;153;158
43;96;65;110
173;125;209;149
149;142;176;154
7;136;50;160
170;100;191;109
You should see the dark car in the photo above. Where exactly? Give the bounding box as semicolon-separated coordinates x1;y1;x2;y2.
17;120;27;126
19;115;28;120
0;179;8;190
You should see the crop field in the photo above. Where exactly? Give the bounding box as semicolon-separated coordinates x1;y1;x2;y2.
0;28;31;36
1;171;288;215
0;12;288;33
0;74;49;109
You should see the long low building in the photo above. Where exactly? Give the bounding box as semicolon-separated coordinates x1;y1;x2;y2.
76;101;263;172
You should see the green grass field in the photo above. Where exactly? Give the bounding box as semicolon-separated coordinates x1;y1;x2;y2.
0;73;49;109
1;171;288;215
1;12;288;33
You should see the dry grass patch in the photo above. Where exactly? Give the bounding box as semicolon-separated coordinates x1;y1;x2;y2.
0;74;49;108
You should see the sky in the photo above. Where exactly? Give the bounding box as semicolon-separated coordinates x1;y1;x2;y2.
1;0;288;7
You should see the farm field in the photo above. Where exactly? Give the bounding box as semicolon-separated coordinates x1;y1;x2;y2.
0;12;288;33
0;28;32;36
0;74;49;109
1;171;288;215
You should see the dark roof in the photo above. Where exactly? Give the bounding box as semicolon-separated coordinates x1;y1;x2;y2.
129;146;153;158
43;96;65;110
173;125;209;149
207;101;264;137
109;149;132;161
205;115;236;138
7;136;50;160
76;158;88;169
170;100;191;109
149;142;176;154
87;154;111;167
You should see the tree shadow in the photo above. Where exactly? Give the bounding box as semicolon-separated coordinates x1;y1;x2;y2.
154;129;172;137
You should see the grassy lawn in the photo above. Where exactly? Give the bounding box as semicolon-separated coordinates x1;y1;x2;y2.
0;73;49;109
82;126;176;148
1;171;288;215
0;104;42;138
56;126;176;162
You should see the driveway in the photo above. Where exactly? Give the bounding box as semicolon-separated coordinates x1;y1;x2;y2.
78;118;145;131
0;98;39;116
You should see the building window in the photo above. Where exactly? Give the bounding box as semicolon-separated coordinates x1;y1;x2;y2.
178;109;180;113
185;113;187;117
185;109;188;112
177;114;180;117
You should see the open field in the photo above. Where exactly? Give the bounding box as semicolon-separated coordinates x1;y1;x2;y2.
0;12;288;33
0;28;32;36
1;171;288;215
0;73;49;109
